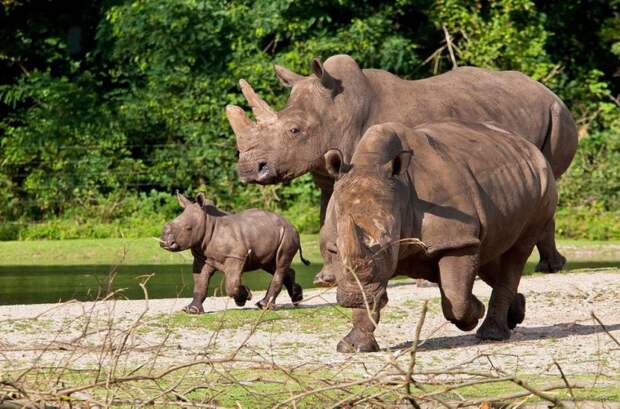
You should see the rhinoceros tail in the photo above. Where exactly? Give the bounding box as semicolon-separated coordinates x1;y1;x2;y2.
298;245;311;266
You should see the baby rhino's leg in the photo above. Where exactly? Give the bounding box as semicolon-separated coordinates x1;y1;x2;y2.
223;258;252;307
284;268;303;305
257;230;302;309
183;263;215;314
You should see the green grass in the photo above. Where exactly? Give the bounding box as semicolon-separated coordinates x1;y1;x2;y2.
0;234;321;266
151;303;352;333
6;366;619;407
1;236;619;267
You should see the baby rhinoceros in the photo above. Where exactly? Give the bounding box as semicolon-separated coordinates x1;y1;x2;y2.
160;193;308;313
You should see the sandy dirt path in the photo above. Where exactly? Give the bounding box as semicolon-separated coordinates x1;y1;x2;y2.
2;270;619;379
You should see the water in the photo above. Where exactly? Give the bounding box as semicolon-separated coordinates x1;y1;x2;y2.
1;259;618;306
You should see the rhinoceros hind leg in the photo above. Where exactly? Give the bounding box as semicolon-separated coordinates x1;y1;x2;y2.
233;286;252;307
507;293;526;329
534;253;566;273
476;318;511;340
290;283;303;306
534;219;566;273
478;244;531;341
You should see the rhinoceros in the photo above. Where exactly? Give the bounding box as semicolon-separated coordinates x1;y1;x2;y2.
322;121;557;352
160;192;308;313
226;54;577;278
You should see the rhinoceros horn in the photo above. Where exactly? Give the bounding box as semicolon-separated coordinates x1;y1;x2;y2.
340;215;367;266
225;105;254;152
239;79;276;123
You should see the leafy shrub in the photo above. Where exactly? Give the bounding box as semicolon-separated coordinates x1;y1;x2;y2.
0;0;618;240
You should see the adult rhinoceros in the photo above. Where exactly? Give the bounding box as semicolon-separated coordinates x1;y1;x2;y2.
323;121;558;352
226;55;577;276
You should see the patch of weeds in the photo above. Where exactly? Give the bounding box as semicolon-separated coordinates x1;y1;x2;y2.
383;307;409;322
7;318;52;333
148;304;352;335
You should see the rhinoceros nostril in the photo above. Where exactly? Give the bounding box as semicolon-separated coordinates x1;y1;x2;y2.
258;161;268;173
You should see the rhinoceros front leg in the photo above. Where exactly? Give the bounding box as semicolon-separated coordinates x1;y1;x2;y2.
438;250;486;332
337;307;381;353
183;262;215;314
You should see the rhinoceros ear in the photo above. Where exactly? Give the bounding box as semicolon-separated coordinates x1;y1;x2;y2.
311;58;340;94
274;64;304;87
324;149;349;179
195;192;210;208
384;150;412;177
176;191;192;209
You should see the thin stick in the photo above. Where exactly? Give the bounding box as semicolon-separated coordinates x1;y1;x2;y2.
591;311;620;347
443;25;458;69
404;300;428;408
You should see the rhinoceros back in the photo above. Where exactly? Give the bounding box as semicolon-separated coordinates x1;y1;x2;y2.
213;209;294;264
404;121;556;263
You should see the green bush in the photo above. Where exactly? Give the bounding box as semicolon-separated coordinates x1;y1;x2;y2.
0;0;618;240
556;206;620;241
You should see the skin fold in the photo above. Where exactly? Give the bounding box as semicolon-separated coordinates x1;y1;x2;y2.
160;193;308;313
226;55;577;283
324;121;557;353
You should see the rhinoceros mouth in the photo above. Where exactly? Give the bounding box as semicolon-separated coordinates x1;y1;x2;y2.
160;240;180;252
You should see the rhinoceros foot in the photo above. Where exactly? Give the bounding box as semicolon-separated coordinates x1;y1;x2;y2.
234;286;252;307
476;317;511;341
255;298;277;310
336;329;380;353
290;283;303;306
182;303;204;314
507;293;526;329
535;253;566;273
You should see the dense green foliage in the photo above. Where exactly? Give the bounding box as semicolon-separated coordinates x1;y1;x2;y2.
1;0;619;240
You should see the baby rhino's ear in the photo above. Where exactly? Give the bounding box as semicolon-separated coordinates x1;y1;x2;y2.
177;191;192;209
195;192;214;208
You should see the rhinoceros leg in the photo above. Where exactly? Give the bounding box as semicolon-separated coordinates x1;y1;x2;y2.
337;308;381;353
437;250;486;332
283;268;303;305
477;244;532;340
183;264;215;314
223;258;252;307
535;219;566;273
257;233;303;309
256;267;287;309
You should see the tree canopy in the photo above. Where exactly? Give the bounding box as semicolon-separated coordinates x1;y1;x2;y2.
1;0;619;239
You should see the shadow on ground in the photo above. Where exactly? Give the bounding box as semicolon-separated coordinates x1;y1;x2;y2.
388;322;620;352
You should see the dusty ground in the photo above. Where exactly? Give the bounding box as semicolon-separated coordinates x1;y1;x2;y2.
2;270;619;374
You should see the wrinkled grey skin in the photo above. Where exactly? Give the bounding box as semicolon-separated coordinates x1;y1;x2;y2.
226;55;577;281
325;122;557;353
160;193;308;313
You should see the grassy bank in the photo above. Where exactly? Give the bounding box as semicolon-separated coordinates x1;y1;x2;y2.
0;235;322;266
2;236;620;267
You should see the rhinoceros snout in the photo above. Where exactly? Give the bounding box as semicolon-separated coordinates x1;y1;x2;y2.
237;159;278;184
160;224;179;251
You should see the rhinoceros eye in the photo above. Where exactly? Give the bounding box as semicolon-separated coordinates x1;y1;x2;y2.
288;127;300;135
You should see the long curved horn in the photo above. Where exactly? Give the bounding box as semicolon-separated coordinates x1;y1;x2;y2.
239;79;276;123
226;105;254;151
